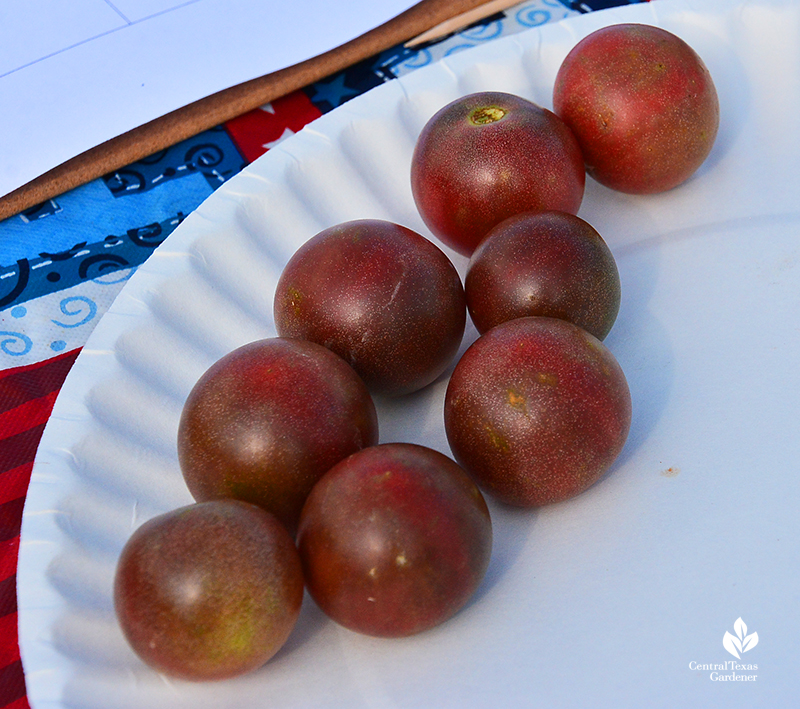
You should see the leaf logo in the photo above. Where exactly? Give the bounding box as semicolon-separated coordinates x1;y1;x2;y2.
723;618;759;659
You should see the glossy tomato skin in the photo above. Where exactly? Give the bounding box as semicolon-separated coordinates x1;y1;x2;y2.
273;219;466;397
553;23;719;194
178;338;378;534
465;211;620;340
297;443;492;638
411;91;585;256
445;317;631;507
114;500;304;681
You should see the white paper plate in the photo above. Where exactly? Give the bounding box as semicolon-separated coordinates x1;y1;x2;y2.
19;1;800;706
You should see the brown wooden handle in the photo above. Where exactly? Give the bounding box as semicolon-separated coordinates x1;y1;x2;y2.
0;0;492;222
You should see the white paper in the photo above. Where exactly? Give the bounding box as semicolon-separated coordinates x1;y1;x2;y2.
0;0;415;199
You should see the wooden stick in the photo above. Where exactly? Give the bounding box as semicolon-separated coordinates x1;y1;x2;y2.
405;0;522;47
0;0;494;222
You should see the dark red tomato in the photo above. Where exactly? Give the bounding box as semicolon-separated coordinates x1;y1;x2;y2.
114;500;304;681
465;211;620;340
410;91;585;256
444;317;631;507
553;23;719;194
297;443;492;638
178;337;378;535
273;219;466;397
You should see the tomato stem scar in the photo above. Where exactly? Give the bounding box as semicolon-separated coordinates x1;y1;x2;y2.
469;106;507;126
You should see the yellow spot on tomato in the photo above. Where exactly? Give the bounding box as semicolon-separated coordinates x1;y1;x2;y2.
507;388;527;410
469;105;507;126
286;286;303;316
485;423;510;452
537;372;558;386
